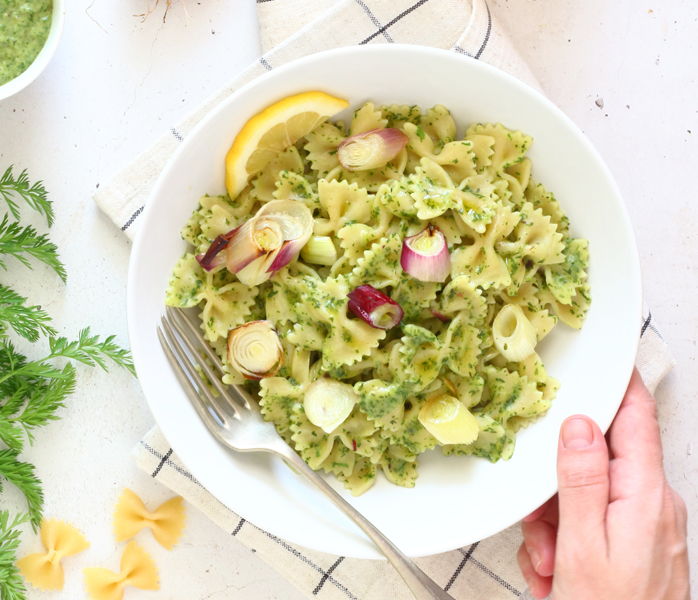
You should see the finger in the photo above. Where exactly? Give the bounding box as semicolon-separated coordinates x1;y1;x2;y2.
521;518;557;577
670;487;688;536
607;369;665;501
609;368;663;466
556;416;610;550
517;543;553;600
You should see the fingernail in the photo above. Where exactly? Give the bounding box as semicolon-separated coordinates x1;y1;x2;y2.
530;549;542;572
562;418;593;450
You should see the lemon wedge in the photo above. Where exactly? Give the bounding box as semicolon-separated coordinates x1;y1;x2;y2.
225;91;350;200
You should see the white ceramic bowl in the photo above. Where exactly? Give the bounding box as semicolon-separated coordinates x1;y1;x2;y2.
0;0;65;101
128;46;642;559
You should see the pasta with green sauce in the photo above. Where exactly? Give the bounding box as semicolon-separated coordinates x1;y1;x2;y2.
165;102;591;496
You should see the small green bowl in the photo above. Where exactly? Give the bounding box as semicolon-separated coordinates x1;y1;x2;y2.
0;0;66;101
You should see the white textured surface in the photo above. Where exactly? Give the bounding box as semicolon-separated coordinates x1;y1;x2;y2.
0;0;695;598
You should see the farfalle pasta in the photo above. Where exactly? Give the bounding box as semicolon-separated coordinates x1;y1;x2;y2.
113;488;186;550
16;519;90;591
83;541;159;600
165;101;591;495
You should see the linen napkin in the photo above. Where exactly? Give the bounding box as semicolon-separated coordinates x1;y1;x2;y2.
94;1;677;599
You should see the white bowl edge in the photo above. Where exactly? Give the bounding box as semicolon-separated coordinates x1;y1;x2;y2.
127;45;643;559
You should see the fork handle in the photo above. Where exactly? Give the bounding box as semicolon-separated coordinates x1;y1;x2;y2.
277;447;456;600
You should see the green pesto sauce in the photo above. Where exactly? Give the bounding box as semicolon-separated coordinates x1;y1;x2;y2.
0;0;52;86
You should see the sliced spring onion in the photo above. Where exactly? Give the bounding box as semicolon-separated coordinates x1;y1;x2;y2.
225;199;313;285
418;395;480;445
347;285;404;330
337;128;408;171
492;304;537;362
227;320;283;380
303;378;358;433
300;235;338;266
400;224;451;282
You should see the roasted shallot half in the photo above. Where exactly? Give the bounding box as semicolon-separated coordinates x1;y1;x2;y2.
347;285;404;330
492;304;537;362
304;378;358;434
400;224;451;282
227;320;283;380
201;200;313;286
418;395;480;445
337;128;408;172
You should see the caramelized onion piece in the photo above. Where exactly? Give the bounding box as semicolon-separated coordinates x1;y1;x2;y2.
492;304;537;362
418;395;479;445
223;200;313;286
347;285;404;330
400;224;451;283
337;128;408;171
303;378;358;433
227;320;283;380
300;235;338;266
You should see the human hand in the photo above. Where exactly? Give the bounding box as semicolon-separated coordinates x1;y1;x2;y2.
517;368;690;599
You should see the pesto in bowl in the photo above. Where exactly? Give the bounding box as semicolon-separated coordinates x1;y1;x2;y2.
0;0;53;86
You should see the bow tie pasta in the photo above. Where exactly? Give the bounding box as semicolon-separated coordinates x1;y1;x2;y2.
165;101;591;496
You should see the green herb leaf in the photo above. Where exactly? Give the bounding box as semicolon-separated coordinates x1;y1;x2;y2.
0;411;25;453
0;166;54;226
0;341;30;399
0;329;135;391
0;340;67;386
0;284;56;342
0;451;44;530
0;511;30;600
15;364;76;447
0;215;67;282
48;328;136;376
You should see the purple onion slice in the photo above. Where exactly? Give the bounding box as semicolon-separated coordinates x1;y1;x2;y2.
347;285;404;330
400;224;451;283
221;199;313;286
337;128;408;171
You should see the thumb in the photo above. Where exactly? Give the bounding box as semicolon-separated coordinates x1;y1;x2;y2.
556;416;610;550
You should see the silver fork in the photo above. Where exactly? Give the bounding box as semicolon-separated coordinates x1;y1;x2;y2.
158;307;456;600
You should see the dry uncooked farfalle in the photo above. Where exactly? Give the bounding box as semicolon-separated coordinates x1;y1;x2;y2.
83;540;159;600
113;488;186;550
16;519;90;590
